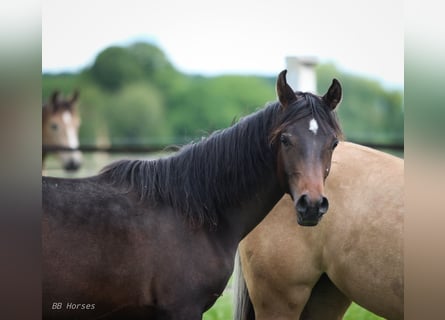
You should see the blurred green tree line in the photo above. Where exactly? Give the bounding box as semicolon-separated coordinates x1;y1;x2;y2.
42;42;403;147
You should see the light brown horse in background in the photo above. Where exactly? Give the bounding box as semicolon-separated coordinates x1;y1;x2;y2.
42;90;82;171
235;141;403;320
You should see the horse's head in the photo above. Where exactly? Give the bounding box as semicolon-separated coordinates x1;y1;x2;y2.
273;70;342;226
42;90;82;171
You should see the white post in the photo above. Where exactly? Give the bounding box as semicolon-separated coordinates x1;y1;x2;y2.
285;56;317;92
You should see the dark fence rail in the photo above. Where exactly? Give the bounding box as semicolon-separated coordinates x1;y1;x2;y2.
43;144;181;154
43;142;404;154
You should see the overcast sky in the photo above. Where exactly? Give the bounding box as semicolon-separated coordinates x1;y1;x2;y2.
42;0;403;89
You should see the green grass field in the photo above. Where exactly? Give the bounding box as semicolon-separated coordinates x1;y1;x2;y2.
203;287;384;320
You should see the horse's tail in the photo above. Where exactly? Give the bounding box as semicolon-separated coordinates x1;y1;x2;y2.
233;250;255;320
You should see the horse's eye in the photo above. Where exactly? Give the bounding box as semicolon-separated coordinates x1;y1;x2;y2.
332;140;339;150
51;123;58;131
280;134;290;146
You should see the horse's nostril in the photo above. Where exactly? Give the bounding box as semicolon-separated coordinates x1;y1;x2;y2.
296;194;309;214
319;196;329;214
296;195;329;215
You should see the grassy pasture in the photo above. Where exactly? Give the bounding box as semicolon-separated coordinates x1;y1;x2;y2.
204;286;385;320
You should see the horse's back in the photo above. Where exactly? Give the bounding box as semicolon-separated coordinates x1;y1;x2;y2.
42;176;132;216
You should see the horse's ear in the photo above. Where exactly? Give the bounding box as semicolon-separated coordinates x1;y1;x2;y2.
51;91;61;106
50;91;61;112
276;70;297;109
69;90;80;111
70;90;80;104
322;79;342;110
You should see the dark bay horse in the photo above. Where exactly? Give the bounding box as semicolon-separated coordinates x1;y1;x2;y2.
235;142;404;320
42;70;343;319
42;90;82;171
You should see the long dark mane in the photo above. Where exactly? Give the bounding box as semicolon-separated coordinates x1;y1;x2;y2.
99;93;342;227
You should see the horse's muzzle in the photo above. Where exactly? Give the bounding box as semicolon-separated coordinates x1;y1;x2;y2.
295;194;329;226
63;158;82;171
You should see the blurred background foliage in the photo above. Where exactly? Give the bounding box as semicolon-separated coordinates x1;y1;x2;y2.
42;42;403;147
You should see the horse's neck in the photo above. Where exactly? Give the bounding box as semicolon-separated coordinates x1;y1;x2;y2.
198;111;284;241
169;105;284;240
229;180;284;240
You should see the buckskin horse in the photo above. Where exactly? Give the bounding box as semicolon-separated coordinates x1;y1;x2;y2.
42;90;82;171
42;70;343;319
235;142;403;320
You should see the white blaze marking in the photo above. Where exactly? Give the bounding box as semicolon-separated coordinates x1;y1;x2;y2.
66;127;79;148
309;118;318;134
62;111;79;148
62;111;72;124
